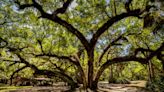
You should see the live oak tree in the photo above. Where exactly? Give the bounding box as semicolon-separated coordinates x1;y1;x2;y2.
0;0;164;90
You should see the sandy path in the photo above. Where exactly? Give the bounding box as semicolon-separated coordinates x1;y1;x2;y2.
1;81;148;92
98;80;148;92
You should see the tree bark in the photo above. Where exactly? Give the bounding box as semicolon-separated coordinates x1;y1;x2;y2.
147;60;153;81
87;50;94;89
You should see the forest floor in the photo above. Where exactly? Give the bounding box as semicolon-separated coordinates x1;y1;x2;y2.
0;80;149;92
97;80;148;92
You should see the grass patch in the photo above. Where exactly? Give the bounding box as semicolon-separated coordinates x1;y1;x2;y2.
0;86;32;92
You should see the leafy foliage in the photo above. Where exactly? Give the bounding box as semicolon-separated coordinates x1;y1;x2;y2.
0;0;163;90
146;75;164;92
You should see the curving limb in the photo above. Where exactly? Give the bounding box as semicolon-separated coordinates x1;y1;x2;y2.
15;0;90;52
35;53;78;65
35;53;87;88
93;42;164;88
34;69;78;89
4;53;78;89
10;65;27;85
90;9;143;48
90;3;154;49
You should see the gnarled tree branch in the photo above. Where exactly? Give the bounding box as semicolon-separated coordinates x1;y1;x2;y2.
93;42;164;87
35;53;78;65
15;0;90;52
4;52;78;89
10;65;27;85
90;9;142;48
35;53;87;86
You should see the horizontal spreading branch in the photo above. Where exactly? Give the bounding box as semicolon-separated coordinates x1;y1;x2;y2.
35;53;87;85
0;38;86;86
94;42;164;83
35;53;79;65
34;69;78;88
134;48;154;56
3;53;78;88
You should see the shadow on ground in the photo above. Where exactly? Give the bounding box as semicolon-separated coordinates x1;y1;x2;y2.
0;81;149;92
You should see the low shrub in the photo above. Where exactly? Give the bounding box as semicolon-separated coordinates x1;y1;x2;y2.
146;75;164;92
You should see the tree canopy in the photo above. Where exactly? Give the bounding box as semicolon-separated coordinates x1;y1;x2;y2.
0;0;163;91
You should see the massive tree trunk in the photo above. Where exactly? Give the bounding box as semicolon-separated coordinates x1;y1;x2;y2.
87;50;94;89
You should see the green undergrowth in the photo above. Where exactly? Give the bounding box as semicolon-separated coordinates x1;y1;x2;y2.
0;85;32;92
146;75;164;92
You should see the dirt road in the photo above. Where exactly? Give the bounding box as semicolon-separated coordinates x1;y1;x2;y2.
98;80;148;92
1;81;148;92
